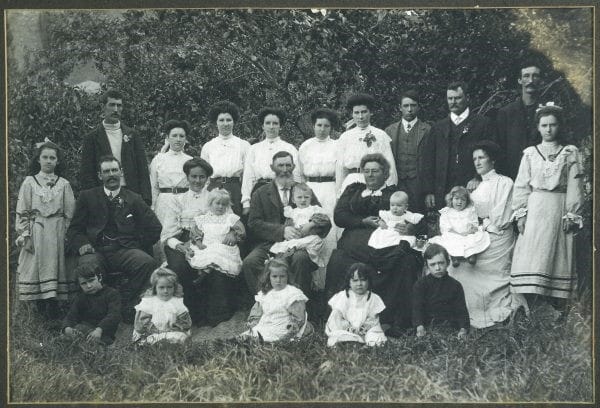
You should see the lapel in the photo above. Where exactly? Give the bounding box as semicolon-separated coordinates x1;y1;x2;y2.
94;187;109;216
97;126;112;155
268;181;283;214
441;116;452;139
414;119;427;147
120;124;132;162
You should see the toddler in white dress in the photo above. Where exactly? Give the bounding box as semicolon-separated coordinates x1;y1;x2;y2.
368;191;424;249
429;186;490;266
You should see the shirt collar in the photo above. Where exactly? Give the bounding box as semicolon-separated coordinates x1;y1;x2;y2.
104;186;121;197
102;120;121;131
166;149;184;156
481;169;497;181
265;136;281;144
450;107;470;125
402;118;418;131
315;136;331;143
218;134;234;141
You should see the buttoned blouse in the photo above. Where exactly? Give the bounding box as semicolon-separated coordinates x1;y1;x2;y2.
470;169;514;234
200;134;250;178
241;137;301;207
149;150;193;206
298;137;337;177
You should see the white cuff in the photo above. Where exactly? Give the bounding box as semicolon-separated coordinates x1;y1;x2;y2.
512;208;527;220
562;213;583;229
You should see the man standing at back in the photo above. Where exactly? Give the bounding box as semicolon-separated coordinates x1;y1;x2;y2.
419;81;494;210
385;89;431;212
79;90;152;205
495;61;544;180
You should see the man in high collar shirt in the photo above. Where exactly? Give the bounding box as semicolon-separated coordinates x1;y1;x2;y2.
495;60;545;180
79;89;152;205
385;89;431;212
419;81;494;210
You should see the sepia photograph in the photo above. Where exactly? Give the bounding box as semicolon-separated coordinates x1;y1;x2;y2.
4;5;594;404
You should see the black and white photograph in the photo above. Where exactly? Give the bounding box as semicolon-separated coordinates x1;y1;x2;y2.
5;5;595;404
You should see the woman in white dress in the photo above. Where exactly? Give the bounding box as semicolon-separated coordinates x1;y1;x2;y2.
240;107;301;215
149;119;193;224
510;104;583;316
335;94;398;195
298;108;340;289
449;141;528;328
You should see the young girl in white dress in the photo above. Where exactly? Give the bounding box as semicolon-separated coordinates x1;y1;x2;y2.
241;257;312;342
325;262;387;347
133;267;192;345
368;191;424;249
429;186;490;266
15;140;76;319
189;189;245;282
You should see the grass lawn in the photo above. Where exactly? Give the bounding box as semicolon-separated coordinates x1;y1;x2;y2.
8;296;592;403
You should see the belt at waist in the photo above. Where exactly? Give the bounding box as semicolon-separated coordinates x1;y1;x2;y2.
210;176;240;184
532;187;567;194
347;168;361;174
307;176;335;182
159;187;189;194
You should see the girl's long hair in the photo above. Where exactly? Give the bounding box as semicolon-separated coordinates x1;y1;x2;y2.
343;262;373;300
28;141;66;177
258;256;289;294
145;267;184;298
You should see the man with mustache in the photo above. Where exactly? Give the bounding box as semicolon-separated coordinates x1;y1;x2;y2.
67;155;162;322
419;81;494;210
242;151;321;299
495;60;545;180
79;90;152;205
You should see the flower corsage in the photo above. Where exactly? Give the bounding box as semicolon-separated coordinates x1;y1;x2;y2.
360;131;376;147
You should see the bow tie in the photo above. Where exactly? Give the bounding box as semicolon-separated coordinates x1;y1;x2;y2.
361;189;383;198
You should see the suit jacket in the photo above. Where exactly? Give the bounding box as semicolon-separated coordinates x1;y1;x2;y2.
419;112;494;208
79;124;152;204
247;181;320;245
67;187;162;253
385;118;431;179
496;98;541;180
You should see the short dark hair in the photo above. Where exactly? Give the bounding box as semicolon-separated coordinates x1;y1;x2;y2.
447;81;468;96
164;119;191;136
97;155;121;172
208;100;241;123
259;256;290;294
272;150;294;164
308;213;332;239
101;89;124;105
360;153;390;176
310;108;340;128
182;157;213;177
346;93;375;111
423;243;451;264
399;89;420;105
471;140;502;165
28;141;66;177
258;107;287;126
74;263;103;281
343;262;373;299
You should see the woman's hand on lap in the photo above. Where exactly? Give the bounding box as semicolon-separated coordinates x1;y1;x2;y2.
517;216;527;234
362;216;380;229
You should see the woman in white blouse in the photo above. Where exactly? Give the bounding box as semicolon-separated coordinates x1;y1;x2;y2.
335;94;398;195
201;101;250;216
449;140;527;328
298;108;340;290
241;107;301;215
149;119;193;224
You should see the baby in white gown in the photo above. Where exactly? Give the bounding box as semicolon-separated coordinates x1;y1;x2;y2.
368;191;424;249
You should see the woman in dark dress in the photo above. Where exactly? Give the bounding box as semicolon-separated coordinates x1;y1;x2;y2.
326;153;423;336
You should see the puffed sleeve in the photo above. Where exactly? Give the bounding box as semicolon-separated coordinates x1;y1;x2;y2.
512;148;533;216
297;140;308;180
368;293;386;316
487;176;514;233
438;208;452;235
15;177;33;237
335;133;349;195
241;146;257;208
149;154;161;210
160;193;184;243
564;146;584;218
62;180;76;229
285;286;309;308
378;130;398;187
327;291;347;313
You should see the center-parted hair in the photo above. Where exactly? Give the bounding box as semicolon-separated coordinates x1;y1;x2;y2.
310;108;340;129
146;267;184;298
343;262;373;299
28;141;66;177
445;186;472;209
259;256;290;294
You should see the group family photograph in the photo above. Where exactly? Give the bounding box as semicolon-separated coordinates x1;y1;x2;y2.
4;6;595;405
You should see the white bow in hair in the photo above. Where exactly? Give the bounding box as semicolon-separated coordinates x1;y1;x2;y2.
35;137;53;148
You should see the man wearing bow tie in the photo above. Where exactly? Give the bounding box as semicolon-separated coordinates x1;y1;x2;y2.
79;89;152;205
385;89;431;212
419;81;494;210
242;151;320;298
67;155;162;322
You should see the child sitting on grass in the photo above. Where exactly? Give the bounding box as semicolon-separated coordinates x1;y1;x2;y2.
240;257;313;342
412;243;469;339
325;262;387;347
62;263;121;345
367;191;424;249
132;267;192;345
428;186;490;266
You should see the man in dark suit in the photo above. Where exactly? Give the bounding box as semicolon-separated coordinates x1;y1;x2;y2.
419;81;494;210
496;61;544;180
385;89;431;212
242;151;320;297
67;155;162;321
79;89;152;204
